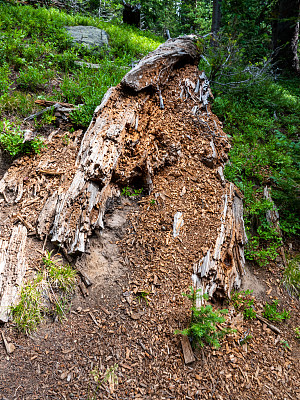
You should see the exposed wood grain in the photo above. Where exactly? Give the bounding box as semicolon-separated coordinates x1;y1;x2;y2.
121;35;200;91
180;335;195;364
192;183;247;304
256;314;281;334
0;225;27;322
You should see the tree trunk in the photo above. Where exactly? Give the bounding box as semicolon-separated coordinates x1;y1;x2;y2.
272;0;300;73
211;0;222;34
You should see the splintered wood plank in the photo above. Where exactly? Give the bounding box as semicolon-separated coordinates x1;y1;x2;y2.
0;225;27;322
180;335;195;364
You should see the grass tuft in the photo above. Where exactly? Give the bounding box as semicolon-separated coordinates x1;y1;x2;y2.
11;251;77;334
11;277;44;335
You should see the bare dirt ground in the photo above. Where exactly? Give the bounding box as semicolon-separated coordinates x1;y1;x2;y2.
0;222;299;400
0;64;299;399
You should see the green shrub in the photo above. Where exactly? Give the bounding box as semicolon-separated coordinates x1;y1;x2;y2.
212;76;300;265
245;227;282;267
263;300;290;322
176;289;234;349
0;119;46;157
231;290;257;319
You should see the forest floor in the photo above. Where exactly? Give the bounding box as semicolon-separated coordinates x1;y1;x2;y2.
0;107;299;400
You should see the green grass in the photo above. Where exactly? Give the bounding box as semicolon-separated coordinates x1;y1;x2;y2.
11;251;76;334
0;63;11;95
283;254;300;299
0;2;162;126
10;276;45;335
0;118;46;157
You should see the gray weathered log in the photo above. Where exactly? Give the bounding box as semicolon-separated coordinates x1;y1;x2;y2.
121;35;200;91
0;225;27;322
1;36;246;305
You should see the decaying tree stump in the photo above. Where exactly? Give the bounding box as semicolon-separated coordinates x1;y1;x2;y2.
0;36;247;316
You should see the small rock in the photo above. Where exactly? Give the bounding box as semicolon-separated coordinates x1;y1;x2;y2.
65;26;109;50
1;332;15;354
130;311;145;320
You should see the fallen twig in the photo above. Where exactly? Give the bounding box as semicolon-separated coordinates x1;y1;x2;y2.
256;314;281;334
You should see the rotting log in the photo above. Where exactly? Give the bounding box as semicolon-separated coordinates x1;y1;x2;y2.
0;225;27;322
48;36;205;254
0;36;247;301
121;35;200;91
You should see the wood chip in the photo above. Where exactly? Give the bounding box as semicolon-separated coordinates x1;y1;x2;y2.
180;335;195;364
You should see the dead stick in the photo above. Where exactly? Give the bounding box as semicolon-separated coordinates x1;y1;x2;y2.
14;214;35;232
24;104;60;121
42;234;48;252
256;314;281;334
35;99;75;108
37;170;64;176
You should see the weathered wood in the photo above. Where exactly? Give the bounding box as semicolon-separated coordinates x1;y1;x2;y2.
180;335;195;364
256;314;281;334
50;104;133;251
25;101;77;122
35;99;75;108
1;332;15;354
0;36;248;305
14;213;35;232
121;36;200;91
37;192;59;239
48;39;203;254
0;225;27;322
192;184;247;304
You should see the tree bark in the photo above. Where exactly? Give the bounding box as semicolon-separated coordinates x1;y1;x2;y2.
272;0;300;73
211;0;222;34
